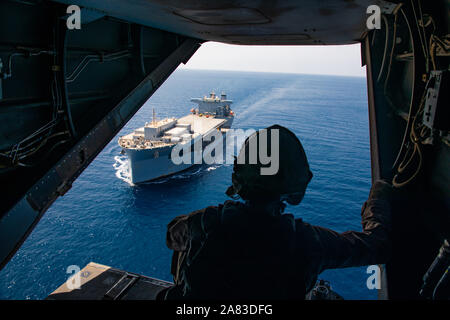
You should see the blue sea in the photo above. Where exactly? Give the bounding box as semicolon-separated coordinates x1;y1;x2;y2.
0;69;375;300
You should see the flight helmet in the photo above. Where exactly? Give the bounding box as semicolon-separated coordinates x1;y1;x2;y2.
226;124;313;205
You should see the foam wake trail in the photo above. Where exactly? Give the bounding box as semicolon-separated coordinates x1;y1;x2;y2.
142;164;221;184
113;155;134;186
236;84;295;122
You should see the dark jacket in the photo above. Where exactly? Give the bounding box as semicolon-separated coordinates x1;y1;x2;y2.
162;180;392;299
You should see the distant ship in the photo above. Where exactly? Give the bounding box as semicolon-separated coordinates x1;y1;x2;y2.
118;92;234;184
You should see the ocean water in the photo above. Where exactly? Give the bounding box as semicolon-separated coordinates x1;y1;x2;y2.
0;69;376;300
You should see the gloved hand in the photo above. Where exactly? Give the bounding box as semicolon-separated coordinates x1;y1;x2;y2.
368;179;393;202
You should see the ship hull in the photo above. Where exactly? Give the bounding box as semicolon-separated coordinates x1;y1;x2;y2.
124;145;195;184
123;114;234;184
219;116;234;129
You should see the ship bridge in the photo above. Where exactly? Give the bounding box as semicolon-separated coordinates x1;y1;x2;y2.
191;92;233;114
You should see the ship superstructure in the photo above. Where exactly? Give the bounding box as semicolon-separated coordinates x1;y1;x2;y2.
118;92;234;184
191;91;233;117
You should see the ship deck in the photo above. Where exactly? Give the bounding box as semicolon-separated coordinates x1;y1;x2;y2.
177;114;226;135
118;114;227;150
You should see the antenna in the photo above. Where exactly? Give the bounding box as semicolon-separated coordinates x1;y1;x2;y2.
152;108;156;125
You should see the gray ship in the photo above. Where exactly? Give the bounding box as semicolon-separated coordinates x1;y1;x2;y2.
118;92;234;184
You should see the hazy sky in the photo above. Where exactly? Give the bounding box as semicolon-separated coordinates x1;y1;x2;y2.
180;42;366;77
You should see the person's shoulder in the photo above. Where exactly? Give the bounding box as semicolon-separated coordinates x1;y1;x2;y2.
222;200;245;210
185;202;232;233
189;202;226;217
221;200;247;218
292;216;314;234
203;200;245;221
177;201;245;230
167;205;217;228
173;201;240;221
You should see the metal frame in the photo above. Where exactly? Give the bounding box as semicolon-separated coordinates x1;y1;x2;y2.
0;37;201;270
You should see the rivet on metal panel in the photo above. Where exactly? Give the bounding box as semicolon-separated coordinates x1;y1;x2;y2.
78;149;85;164
56;182;72;196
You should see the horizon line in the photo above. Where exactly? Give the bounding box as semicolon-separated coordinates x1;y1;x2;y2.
177;66;367;78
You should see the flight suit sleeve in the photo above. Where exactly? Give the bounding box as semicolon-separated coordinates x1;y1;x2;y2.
166;210;203;252
166;205;221;251
165;209;205;284
298;180;393;276
165;206;222;285
166;214;190;252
